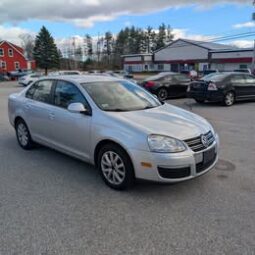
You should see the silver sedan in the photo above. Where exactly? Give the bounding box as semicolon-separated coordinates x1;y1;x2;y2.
8;75;219;190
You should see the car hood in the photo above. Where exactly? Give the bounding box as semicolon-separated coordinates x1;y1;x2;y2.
107;103;212;141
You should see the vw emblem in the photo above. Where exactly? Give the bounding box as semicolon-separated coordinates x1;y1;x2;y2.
201;135;209;147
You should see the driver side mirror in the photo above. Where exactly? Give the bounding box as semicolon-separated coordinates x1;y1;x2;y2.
67;102;89;115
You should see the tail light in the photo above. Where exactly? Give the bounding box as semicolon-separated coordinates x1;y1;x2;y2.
208;82;218;91
144;81;155;88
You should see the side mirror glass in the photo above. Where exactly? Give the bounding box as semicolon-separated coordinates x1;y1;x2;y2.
68;102;87;114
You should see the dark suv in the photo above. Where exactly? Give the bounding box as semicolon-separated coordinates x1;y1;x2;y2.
187;73;255;106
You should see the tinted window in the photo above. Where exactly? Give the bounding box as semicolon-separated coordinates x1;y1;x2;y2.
230;75;246;84
26;80;53;103
244;75;255;84
54;81;88;109
203;74;229;82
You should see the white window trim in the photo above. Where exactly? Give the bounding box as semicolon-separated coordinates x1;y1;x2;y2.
8;48;13;57
14;61;20;70
0;48;4;57
1;61;7;69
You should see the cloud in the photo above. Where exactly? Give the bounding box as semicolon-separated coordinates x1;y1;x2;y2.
229;40;253;48
233;21;255;29
0;0;251;28
0;25;35;45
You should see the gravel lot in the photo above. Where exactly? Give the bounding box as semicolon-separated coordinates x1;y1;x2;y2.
0;81;255;255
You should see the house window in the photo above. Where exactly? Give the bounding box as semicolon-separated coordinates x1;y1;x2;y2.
158;64;164;71
8;49;13;57
239;64;247;69
1;61;6;69
0;48;4;57
14;62;20;70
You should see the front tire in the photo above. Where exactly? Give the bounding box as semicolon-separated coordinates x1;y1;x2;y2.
15;119;34;150
157;87;168;101
98;144;135;190
223;91;235;106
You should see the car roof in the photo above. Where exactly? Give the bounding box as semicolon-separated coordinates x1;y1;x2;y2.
38;75;123;84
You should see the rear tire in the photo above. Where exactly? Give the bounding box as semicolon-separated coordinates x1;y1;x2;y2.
157;87;168;101
223;91;235;106
195;99;205;104
97;143;135;190
15;119;34;150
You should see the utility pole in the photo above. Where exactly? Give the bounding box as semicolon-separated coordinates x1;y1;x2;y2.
252;1;255;73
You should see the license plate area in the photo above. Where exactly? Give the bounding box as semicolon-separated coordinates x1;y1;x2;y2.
203;147;216;164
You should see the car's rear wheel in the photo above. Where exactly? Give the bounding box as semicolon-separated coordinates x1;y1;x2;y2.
223;91;235;106
195;99;205;104
98;143;135;190
157;87;168;101
15;119;34;150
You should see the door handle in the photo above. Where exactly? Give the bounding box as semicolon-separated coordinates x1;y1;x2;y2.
49;112;55;120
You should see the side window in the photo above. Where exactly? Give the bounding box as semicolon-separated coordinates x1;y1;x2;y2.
32;80;53;103
244;75;255;84
26;83;37;99
54;81;88;109
230;75;246;85
162;75;172;82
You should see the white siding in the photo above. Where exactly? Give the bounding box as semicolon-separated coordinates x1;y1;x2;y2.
154;41;209;61
144;55;152;61
124;56;142;62
211;63;251;71
211;50;253;60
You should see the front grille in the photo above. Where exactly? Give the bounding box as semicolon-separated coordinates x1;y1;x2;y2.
158;167;191;179
184;131;215;152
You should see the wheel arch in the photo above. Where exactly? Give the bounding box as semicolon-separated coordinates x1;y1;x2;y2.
94;139;134;170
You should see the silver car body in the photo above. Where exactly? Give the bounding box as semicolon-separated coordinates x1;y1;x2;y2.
9;75;219;183
18;73;41;86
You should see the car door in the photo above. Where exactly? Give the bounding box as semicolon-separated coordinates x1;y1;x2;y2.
49;80;92;161
230;74;248;99
24;79;55;144
172;74;190;96
243;74;255;98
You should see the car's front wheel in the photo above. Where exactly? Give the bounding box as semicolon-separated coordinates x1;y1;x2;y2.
98;143;135;190
223;91;235;106
157;87;168;101
15;119;34;150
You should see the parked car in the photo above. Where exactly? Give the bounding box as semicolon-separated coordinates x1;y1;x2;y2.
187;72;255;106
49;70;82;76
9;69;32;79
0;74;9;82
233;69;251;74
141;72;190;101
8;76;219;190
18;73;42;86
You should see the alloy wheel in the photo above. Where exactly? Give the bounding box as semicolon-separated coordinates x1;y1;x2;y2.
17;123;29;146
101;151;126;185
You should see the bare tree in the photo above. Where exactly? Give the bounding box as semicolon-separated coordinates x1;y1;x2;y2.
19;33;35;60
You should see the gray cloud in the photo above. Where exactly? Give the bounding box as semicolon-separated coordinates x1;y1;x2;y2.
0;0;251;27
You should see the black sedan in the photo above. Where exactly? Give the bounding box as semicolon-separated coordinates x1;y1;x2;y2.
140;72;190;101
187;72;255;106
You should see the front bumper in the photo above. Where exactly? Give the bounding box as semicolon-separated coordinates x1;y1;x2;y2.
129;134;219;183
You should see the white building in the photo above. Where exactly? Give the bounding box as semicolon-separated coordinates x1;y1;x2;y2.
122;39;252;73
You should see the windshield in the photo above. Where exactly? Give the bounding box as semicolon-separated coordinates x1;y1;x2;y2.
81;80;162;111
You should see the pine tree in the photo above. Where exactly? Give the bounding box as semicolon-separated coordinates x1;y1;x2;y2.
33;26;60;75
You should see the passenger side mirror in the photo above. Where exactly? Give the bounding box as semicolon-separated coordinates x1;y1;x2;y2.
68;103;88;114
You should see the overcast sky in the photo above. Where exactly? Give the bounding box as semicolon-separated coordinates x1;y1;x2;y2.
0;0;254;47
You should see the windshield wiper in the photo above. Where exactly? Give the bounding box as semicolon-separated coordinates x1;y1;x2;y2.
104;108;129;112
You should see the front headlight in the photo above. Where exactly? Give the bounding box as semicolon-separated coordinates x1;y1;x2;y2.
148;134;186;153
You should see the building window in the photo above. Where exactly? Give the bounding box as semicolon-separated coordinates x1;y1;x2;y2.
1;61;6;69
239;64;247;69
14;62;20;70
158;64;164;71
0;48;4;56
8;49;13;57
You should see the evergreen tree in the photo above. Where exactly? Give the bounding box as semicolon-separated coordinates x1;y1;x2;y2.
33;26;60;75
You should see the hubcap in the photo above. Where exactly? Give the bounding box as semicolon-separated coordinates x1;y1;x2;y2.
158;89;167;100
101;151;125;185
225;93;234;106
17;123;29;146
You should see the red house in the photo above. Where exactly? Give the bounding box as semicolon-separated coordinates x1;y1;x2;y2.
0;40;36;74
